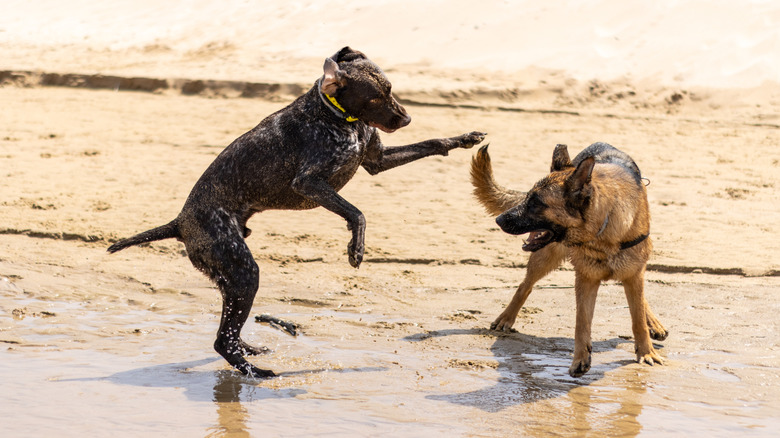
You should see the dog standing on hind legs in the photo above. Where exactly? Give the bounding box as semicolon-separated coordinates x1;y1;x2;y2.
107;47;486;378
470;142;668;377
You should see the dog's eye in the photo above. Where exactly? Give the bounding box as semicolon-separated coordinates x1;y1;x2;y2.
527;194;546;212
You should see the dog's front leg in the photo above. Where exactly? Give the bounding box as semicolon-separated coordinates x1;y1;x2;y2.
492;243;566;331
569;274;601;377
291;176;365;268
362;131;486;174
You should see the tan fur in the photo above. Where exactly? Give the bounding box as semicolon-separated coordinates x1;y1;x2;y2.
471;144;668;377
470;145;525;216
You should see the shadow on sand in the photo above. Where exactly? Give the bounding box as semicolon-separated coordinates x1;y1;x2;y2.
58;357;386;404
404;328;643;413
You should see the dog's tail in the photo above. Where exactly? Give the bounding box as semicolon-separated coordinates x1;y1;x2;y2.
107;220;180;253
470;145;525;216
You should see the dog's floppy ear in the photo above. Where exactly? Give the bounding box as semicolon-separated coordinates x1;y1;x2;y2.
321;57;346;95
331;46;367;63
551;144;573;172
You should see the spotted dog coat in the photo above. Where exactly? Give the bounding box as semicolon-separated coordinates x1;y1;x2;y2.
108;47;486;377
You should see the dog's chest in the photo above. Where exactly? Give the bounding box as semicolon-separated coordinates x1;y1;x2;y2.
323;128;368;188
329;129;363;163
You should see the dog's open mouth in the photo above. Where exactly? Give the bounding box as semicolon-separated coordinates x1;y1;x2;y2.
522;229;554;252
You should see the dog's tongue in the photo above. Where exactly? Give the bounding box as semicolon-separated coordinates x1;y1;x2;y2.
525;230;551;246
528;231;545;242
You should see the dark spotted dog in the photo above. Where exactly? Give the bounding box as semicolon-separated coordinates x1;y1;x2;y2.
108;46;486;377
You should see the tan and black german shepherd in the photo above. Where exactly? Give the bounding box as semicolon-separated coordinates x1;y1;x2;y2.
471;142;668;377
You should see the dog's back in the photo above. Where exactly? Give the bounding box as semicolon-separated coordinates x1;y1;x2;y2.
573;142;642;186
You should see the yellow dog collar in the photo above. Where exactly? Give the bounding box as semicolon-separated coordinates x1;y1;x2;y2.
324;93;359;122
318;78;359;122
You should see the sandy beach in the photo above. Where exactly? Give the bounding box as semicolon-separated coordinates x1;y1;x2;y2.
2;1;779;436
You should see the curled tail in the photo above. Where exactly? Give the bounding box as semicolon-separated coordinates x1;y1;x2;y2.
107;220;180;253
470;145;525;216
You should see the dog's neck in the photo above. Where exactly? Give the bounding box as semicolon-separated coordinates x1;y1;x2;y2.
317;78;359;123
595;214;649;250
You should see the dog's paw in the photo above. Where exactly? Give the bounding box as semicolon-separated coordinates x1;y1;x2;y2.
348;237;364;268
568;355;592;377
346;216;365;268
648;324;669;342
636;349;664;366
490;313;517;332
237;362;277;379
239;340;271;356
569;344;593;377
456;131;487;149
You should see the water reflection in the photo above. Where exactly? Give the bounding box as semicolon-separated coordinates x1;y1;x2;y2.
407;328;647;437
564;382;646;437
207;372;252;437
58;357;385;436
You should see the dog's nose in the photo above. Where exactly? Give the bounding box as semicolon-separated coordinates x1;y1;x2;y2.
495;214;507;230
495;211;518;234
393;100;411;128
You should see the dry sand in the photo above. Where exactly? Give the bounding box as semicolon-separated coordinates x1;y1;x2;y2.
1;2;780;437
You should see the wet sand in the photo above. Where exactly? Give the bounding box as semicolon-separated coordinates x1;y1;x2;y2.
1;84;779;437
2;1;780;436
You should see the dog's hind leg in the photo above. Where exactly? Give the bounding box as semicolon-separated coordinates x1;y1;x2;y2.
211;241;275;378
622;269;664;367
492;243;566;331
644;299;668;341
184;216;275;378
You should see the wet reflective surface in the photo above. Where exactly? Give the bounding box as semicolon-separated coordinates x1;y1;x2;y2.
2;86;779;436
3;267;779;437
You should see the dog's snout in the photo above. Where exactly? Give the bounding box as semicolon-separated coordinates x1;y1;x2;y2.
397;112;411;128
496;210;523;235
496;212;510;231
394;101;411;127
496;214;507;230
381;103;411;132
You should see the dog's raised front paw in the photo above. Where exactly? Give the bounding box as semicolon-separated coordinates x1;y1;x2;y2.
456;131;487;149
348;237;364;268
346;216;365;268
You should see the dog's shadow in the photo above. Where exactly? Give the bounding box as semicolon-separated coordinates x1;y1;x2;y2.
58;357;385;403
57;358;386;435
404;328;639;413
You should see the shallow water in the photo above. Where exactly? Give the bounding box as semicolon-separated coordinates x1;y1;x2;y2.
3;283;779;438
